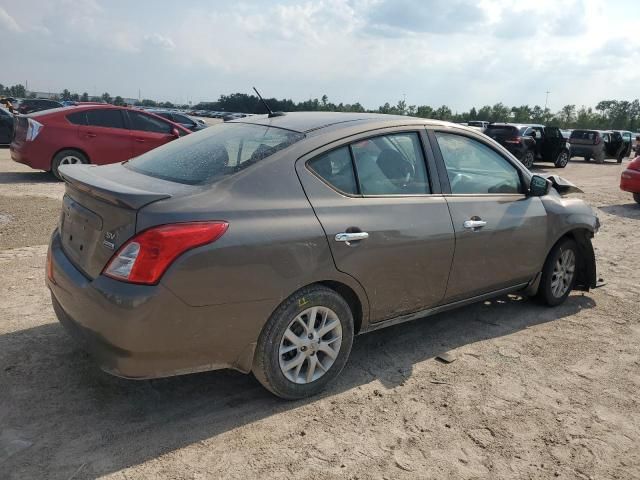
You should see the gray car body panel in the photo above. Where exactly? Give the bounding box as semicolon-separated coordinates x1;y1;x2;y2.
48;112;598;379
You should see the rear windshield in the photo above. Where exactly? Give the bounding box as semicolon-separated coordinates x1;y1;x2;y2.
485;126;518;136
467;121;485;127
570;130;598;140
126;123;305;185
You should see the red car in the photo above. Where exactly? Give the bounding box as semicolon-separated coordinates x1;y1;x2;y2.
10;105;190;178
620;156;640;204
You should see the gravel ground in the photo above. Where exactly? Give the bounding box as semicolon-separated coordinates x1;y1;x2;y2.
0;147;638;480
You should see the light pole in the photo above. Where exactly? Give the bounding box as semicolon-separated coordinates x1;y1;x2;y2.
544;90;550;110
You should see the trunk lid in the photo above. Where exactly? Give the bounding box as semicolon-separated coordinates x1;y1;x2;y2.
58;163;192;279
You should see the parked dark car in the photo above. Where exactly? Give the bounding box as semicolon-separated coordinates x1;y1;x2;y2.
13;98;63;114
484;123;570;168
0;106;14;144
150;110;208;132
569;130;627;163
48;112;599;399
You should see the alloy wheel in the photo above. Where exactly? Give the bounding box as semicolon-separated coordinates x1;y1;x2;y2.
556;152;569;167
59;155;83;165
278;306;342;384
523;152;534;169
550;249;576;298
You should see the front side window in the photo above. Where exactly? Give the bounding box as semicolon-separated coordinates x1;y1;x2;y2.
435;132;522;195
308;147;358;195
128;111;172;134
351;132;430;195
127;123;304;185
85;109;125;129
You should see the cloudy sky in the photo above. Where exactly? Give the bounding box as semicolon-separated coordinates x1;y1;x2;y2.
1;0;638;111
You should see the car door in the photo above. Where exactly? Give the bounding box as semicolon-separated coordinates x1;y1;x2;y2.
430;130;548;302
542;127;564;161
126;110;179;156
0;108;12;144
72;108;133;165
607;132;624;158
296;129;455;322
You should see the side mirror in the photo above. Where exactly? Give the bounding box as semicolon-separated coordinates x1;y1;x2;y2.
171;127;180;138
529;175;549;197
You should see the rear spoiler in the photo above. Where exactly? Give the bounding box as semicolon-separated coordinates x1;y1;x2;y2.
59;164;171;209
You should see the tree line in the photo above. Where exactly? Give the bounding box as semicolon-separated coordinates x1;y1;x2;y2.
2;82;639;131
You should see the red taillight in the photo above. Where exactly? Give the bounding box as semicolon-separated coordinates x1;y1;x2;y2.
103;222;228;285
505;136;521;144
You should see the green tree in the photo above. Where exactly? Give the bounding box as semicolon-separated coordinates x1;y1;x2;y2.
415;105;434;118
113;95;125;106
61;89;72;101
80;92;89;102
101;92;112;104
8;84;26;97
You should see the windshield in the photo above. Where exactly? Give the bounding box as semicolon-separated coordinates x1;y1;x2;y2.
126;123;305;185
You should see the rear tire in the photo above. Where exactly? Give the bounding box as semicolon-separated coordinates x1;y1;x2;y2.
633;193;640;204
537;238;579;307
51;149;88;180
584;156;590;162
253;285;354;399
554;151;569;168
522;150;535;169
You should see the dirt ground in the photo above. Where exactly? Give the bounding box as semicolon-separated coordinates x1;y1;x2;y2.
0;146;638;480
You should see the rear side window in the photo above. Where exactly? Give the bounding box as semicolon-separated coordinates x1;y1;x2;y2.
126;123;304;185
128;111;172;134
66;111;87;125
85;109;125;129
308;147;358;195
485;126;518;137
570;130;597;140
351;132;430;195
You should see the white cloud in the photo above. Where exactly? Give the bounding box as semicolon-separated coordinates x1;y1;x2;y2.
0;0;639;109
143;33;175;51
0;7;21;32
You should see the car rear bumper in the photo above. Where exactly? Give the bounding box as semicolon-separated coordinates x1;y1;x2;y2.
10;142;50;171
570;145;599;158
620;168;640;193
47;230;270;378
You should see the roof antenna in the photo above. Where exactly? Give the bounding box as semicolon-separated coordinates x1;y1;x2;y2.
253;87;286;118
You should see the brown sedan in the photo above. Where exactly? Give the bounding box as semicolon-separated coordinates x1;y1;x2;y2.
48;112;599;399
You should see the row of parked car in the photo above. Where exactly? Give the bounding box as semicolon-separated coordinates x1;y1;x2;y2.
464;121;637;168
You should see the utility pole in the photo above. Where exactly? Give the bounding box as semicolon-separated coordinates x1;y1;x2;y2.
544;90;550;110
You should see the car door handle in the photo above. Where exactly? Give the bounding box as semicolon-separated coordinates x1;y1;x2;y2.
335;232;369;244
463;219;487;230
135;138;145;143
85;132;97;138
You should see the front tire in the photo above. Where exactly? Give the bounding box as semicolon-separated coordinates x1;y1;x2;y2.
537;238;578;306
253;285;354;399
554;151;569;168
51;149;88;180
633;193;640;204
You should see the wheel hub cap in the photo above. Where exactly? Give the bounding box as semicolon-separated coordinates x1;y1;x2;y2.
279;306;342;384
550;249;576;298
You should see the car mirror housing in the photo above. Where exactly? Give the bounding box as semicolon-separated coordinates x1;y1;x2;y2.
529;175;550;196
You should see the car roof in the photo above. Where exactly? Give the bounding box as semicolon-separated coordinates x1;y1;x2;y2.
229;111;455;136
